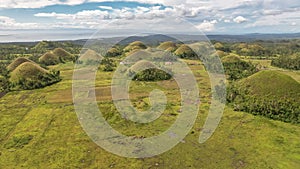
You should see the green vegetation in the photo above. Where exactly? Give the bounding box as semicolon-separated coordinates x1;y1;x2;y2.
221;54;258;80
227;71;300;123
0;39;299;168
128;60;172;81
174;44;197;59
231;43;267;56
79;49;103;64
157;41;178;52
272;53;300;70
7;57;34;71
4;134;33;149
106;47;122;57
52;48;75;62
38;48;74;66
10;62;60;90
0;75;10;92
31;41;81;55
100;57;116;72
133;68;172;81
123;41;147;52
39;52;60;66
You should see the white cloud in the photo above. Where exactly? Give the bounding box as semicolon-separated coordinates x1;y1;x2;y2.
250;9;300;27
98;6;113;10
0;16;38;29
196;20;217;32
0;0;86;9
233;16;247;23
262;9;283;15
35;10;111;20
1;0;300;33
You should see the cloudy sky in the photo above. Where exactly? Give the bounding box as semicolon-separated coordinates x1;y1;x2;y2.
0;0;299;41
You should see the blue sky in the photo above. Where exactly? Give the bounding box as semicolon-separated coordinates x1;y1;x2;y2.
0;0;299;41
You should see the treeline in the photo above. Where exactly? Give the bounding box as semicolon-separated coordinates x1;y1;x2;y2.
213;39;300;58
271;53;300;70
222;58;257;80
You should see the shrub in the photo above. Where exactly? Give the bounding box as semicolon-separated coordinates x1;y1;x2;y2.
271;53;300;70
133;68;172;81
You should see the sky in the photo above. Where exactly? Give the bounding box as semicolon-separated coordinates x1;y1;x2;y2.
0;0;299;41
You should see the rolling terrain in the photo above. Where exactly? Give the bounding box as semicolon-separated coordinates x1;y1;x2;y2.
0;39;299;168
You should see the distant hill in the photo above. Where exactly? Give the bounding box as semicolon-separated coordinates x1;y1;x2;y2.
123;41;147;52
97;33;300;45
52;48;74;62
39;52;60;66
157;41;178;52
2;33;300;46
79;49;103;62
117;34;178;46
39;48;74;65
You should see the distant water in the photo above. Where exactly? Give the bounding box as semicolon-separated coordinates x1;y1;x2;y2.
0;29;195;43
0;29;99;42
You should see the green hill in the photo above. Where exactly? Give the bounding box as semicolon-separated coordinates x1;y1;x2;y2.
130;60;172;81
39;52;60;66
125;50;151;61
239;70;300;98
123;41;147;52
10;62;48;81
10;62;60;90
7;57;34;71
157;41;177;51
79;49;103;64
174;44;197;59
130;60;156;71
228;70;300;123
106;47;122;57
32;41;56;51
53;48;74;62
221;54;241;63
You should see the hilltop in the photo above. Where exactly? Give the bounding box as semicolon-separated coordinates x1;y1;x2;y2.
10;62;60;90
123;41;147;53
39;48;74;65
239;70;300;99
7;57;34;71
157;41;178;52
228;70;300;123
39;52;60;65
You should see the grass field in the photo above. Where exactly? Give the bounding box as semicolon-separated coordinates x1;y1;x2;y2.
0;59;299;168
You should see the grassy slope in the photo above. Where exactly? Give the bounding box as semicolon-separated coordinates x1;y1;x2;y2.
239;70;300;100
7;57;34;72
39;52;60;65
0;60;299;168
243;58;300;83
10;62;48;82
